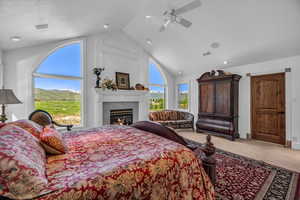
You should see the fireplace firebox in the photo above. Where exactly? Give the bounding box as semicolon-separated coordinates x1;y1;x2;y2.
110;109;133;125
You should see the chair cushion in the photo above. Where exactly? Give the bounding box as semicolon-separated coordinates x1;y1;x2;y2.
40;127;67;155
7;119;43;139
0;124;48;200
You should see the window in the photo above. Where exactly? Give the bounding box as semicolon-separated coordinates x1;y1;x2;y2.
177;83;189;110
33;43;83;126
149;61;166;111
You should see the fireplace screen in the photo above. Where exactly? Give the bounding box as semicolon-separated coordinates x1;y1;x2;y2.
110;109;133;125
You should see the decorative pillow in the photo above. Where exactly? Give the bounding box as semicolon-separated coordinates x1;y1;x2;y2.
0;124;48;200
8;119;43;139
40;127;67;155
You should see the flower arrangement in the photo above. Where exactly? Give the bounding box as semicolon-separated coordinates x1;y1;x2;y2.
101;79;118;91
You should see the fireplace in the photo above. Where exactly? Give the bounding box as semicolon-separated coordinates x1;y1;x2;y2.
95;89;149;126
110;109;133;125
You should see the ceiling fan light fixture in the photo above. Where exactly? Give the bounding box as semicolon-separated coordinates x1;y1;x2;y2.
10;36;21;42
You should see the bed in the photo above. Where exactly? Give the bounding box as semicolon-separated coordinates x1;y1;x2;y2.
0;122;215;200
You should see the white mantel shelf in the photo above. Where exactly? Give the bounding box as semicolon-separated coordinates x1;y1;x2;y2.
95;89;149;97
94;89;150;126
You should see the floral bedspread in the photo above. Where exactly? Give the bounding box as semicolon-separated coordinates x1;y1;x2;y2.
38;125;215;200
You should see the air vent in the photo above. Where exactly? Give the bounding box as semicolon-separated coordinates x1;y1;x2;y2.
202;51;211;56
35;24;48;30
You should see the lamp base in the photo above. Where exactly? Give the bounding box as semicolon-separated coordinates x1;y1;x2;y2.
0;104;7;123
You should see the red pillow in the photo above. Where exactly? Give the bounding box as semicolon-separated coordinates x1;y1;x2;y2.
8;119;43;139
40;127;67;155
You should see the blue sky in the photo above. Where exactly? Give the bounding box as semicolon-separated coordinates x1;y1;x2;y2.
178;83;189;93
35;43;165;92
35;43;82;92
149;62;165;93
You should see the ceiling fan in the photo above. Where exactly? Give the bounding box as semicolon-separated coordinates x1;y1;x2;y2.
159;0;201;32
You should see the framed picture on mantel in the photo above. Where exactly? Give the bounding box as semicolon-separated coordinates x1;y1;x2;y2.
116;72;130;90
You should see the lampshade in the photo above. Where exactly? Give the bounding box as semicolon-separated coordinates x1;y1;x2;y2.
0;89;22;104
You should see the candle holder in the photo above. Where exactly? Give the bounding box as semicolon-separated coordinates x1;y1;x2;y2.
93;68;105;88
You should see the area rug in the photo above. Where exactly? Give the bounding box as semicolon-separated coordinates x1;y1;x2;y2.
186;139;300;200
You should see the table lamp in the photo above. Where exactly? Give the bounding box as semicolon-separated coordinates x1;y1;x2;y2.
0;89;22;123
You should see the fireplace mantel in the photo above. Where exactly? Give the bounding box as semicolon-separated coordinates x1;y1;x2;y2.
95;89;150;125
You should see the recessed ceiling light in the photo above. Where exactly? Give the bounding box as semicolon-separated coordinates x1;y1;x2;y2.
223;60;229;65
146;38;152;45
10;36;21;42
211;42;220;49
145;15;152;19
178;71;183;75
104;24;109;29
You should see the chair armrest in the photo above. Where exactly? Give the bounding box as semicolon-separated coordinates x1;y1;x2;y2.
52;121;73;131
186;112;194;121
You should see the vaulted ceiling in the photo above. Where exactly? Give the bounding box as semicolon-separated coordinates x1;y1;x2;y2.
1;0;300;75
0;0;144;49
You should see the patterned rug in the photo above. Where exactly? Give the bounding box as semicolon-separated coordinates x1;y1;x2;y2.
186;139;300;200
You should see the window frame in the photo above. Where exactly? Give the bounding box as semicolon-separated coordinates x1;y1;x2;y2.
32;40;85;128
176;82;190;111
148;59;168;111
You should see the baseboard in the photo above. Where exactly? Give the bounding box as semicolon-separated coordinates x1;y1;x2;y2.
285;140;292;148
292;142;300;150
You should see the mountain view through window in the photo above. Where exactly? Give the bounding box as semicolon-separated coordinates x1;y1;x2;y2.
34;43;82;126
149;62;166;111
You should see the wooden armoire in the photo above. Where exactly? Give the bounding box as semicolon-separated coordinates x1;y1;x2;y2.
196;70;241;140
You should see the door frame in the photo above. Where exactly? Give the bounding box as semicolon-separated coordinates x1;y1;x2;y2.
250;72;286;145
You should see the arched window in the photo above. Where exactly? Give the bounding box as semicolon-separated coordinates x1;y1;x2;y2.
149;61;167;111
33;42;83;126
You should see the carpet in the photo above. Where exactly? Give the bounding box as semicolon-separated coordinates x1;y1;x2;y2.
187;139;300;200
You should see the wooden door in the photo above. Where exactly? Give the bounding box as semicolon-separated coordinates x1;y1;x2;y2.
251;73;285;145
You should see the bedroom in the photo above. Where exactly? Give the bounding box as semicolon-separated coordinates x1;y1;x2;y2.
0;0;299;199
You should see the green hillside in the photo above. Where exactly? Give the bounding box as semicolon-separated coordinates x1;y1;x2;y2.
34;88;80;101
34;88;81;125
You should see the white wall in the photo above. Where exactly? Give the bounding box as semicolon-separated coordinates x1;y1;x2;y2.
3;31;175;128
0;48;3;87
176;55;300;150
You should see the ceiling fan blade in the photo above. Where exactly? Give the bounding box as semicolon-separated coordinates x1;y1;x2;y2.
159;19;171;32
177;17;192;28
174;0;201;15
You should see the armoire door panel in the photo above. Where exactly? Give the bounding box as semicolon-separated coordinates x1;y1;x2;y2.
199;83;214;113
215;81;231;115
